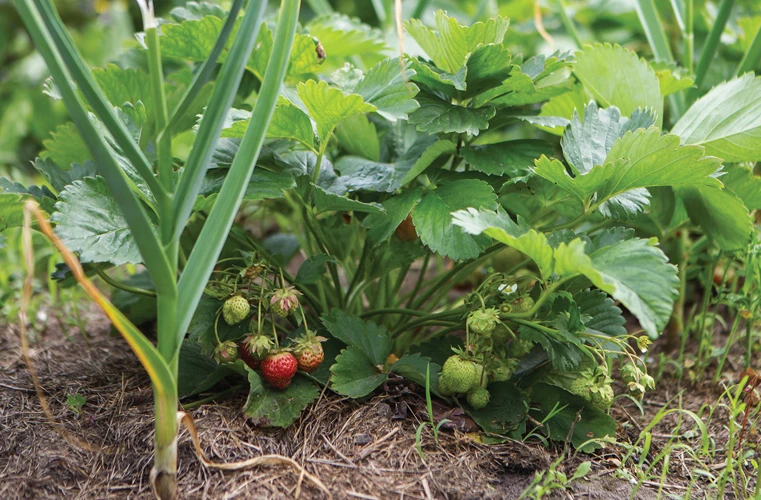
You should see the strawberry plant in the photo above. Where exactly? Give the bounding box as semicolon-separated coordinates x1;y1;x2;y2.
5;0;761;490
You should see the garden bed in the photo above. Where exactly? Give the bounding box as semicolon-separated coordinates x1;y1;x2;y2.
3;307;752;499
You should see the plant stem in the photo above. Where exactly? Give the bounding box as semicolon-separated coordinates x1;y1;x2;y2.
361;307;431;319
669;230;689;353
412;244;502;311
502;278;569;320
403;252;430;309
391;310;463;336
95;267;156;297
411;0;431;20
345;241;370;302
300;204;344;309
683;0;694;75
692;0;735;92
556;0;583;48
304;0;332;15
737;24;761;76
152;388;179;500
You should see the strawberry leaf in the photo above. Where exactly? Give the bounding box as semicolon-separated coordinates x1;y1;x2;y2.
321;309;392;365
574;43;663;126
244;370;319;428
467;381;528;434
298;80;376;145
363;187;423;244
330;346;388;398
295;254;339;285
672;74;761;162
312;185;384;215
529;383;616;452
461;139;552;178
676;186;753;251
409;93;495;136
51;177;156;266
413;179;498;261
390;353;442;394
353;57;419;122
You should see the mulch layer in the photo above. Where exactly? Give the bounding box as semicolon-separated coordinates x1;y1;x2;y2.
1;305;757;499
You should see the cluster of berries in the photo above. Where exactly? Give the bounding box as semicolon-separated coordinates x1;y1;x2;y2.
566;365;615;411
439;276;539;410
213;276;325;390
438;355;491;409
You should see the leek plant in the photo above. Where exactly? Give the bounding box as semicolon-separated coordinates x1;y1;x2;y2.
13;0;301;497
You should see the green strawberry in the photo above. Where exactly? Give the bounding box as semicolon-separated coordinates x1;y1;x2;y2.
511;296;534;313
440;355;480;394
466;387;491;409
213;340;239;364
438;374;456;396
492;323;510;344
590;384;614;411
489;358;518;382
511;338;534;358
270;287;300;317
223;295;250;325
568;377;593;401
467;308;499;336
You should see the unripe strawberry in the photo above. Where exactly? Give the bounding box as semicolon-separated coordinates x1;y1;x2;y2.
223;295;250;325
511;296;534;313
568;378;593;401
295;343;324;373
261;351;298;390
214;340;239;364
467;387;491;409
440;355;479;394
511;338;534;358
467;308;499;336
590;384;614;411
489;358;518;382
270;287;300;318
438;374;456;396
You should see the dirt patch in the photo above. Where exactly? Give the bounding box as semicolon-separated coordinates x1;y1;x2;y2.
0;306;740;499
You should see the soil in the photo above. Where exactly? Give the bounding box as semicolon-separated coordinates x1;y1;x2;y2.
0;306;756;499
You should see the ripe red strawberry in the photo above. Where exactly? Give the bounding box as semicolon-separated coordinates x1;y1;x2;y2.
239;344;260;370
261;351;298;390
239;334;273;371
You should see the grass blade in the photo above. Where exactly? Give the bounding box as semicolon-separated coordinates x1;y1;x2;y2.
411;0;431;20
160;0;245;141
15;0;175;294
737;24;761;76
33;0;165;200
175;0;301;354
634;0;674;62
693;0;735;91
170;0;267;242
305;0;332;16
555;0;583;48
